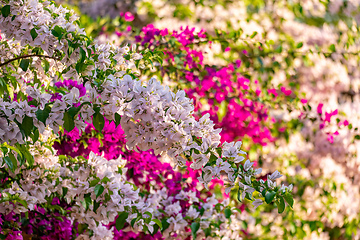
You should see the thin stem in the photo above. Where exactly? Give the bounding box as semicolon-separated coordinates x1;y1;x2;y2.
0;54;59;68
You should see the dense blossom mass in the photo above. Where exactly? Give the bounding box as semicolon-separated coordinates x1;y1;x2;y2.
56;0;360;239
2;0;360;238
0;0;294;239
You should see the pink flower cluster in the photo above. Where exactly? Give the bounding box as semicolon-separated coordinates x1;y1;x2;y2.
0;202;73;239
135;25;275;146
316;103;343;143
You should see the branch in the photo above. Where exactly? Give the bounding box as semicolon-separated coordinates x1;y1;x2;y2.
0;54;59;68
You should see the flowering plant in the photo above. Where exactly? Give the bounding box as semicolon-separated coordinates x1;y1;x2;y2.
59;0;360;238
0;0;292;239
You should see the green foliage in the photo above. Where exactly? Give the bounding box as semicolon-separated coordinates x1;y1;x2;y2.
94;185;104;198
63;111;75;131
191;222;200;239
30;28;38;40
19;59;30;72
115;212;129;231
265;191;276;204
1;5;10;18
93;111;105;132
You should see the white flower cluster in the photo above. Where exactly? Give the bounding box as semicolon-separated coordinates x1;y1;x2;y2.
102;73;293;198
128;189;246;239
0;145;138;238
0;0;138;84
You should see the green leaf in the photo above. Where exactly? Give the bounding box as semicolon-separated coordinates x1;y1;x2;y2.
130;217;138;227
275;45;283;53
283;193;294;208
16;199;28;209
250;31;258;39
143;211;152;219
89;178;100;187
94;184;104;198
151;223;159;235
1;5;10;18
4;156;15;172
42;59;50;72
51;25;65;40
8;152;18;171
21;116;34;137
245;191;253;201
199;207;205;216
68;106;81;119
17;151;25;166
93;200;100;213
115;113;121;127
30;28;38;40
204;228;211;237
161;218;170;232
17;145;34;167
77;223;87;234
115;212;129;231
142;225;149;233
261;189;267;198
75;62;86;73
296;42;303;48
93;112;105;132
101;176;110;184
144;216;152;224
83;194;92;210
329;44;336;52
224;207;232;219
63;111;75;132
1;146;8;155
50;205;67;215
237;188;242;202
191;222;200;239
62;187;68;198
25;151;34;167
36;107;51;124
79;48;86;62
68;43;75;56
215;203;222;213
265;191;276;204
31;128;39;143
152;219;162;229
20;59;30;72
277;196;285;213
6;143;22;157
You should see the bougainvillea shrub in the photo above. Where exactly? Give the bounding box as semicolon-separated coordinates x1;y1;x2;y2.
54;0;360;239
0;1;295;240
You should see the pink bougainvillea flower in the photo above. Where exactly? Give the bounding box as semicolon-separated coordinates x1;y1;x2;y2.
281;86;292;96
123;12;134;22
324;109;338;122
327;134;334;143
317;103;324;115
300;99;307;104
268;88;278;97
